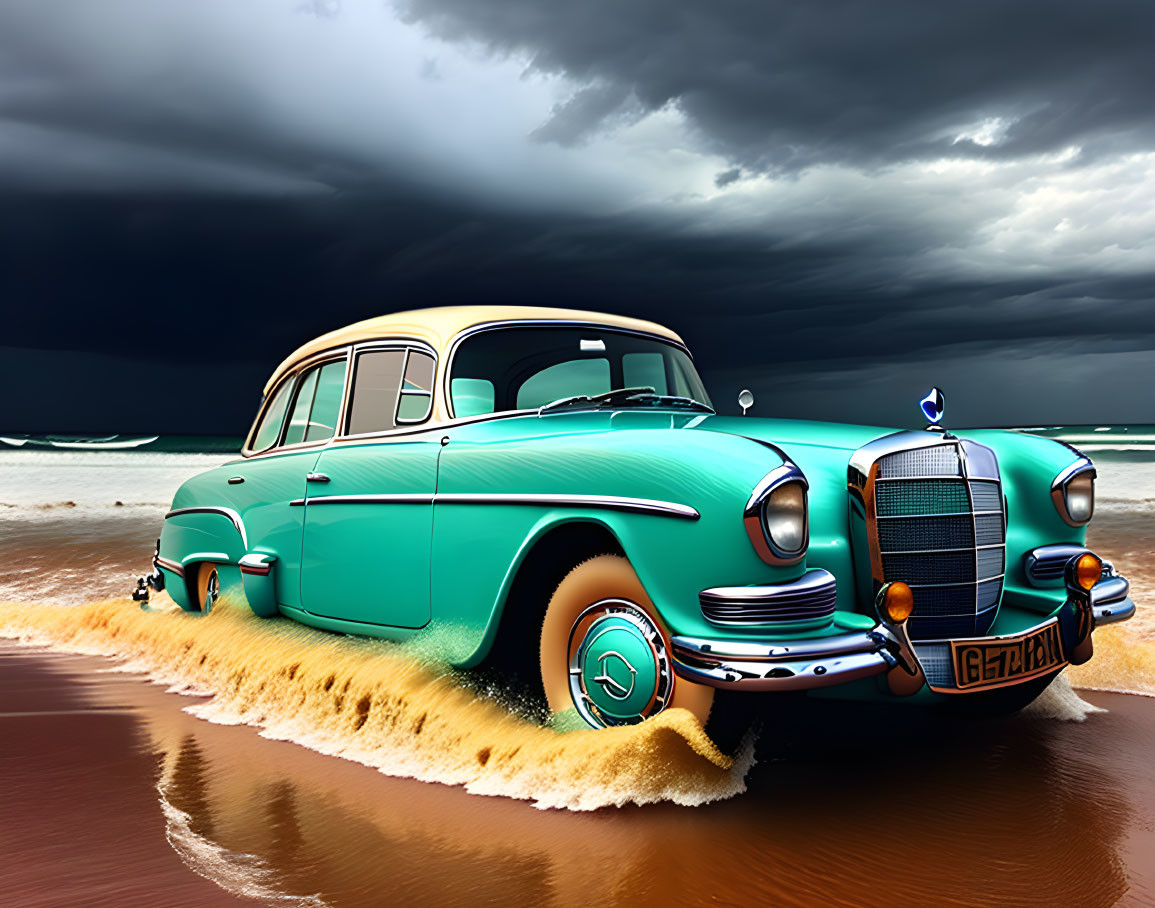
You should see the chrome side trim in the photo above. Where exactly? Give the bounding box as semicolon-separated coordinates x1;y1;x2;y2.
290;494;434;507
291;492;699;519
156;555;184;577
164;507;249;548
434;494;698;519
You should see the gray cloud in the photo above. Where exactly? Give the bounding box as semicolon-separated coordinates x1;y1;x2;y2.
714;167;741;188
399;0;1155;172
0;1;1152;432
531;83;635;146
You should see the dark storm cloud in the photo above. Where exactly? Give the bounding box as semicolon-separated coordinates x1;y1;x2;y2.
399;0;1155;171
530;84;634;146
0;1;1152;433
2;190;1152;432
713;168;742;188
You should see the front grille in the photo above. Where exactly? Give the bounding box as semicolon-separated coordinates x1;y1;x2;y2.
700;570;837;625
912;643;954;687
876;480;970;516
863;439;1006;642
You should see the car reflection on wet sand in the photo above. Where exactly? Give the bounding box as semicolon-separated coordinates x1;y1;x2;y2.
6;644;1141;908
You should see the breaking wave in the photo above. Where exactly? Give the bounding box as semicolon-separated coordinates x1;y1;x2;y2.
0;597;751;811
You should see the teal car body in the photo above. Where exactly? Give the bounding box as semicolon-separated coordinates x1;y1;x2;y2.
151;305;1135;726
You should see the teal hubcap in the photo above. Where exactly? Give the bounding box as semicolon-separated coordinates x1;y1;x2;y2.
568;600;673;728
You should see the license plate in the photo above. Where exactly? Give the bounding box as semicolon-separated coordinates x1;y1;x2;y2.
951;621;1065;691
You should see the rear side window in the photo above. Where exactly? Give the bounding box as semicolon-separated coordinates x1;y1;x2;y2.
397;351;435;423
283;359;348;445
250;379;294;453
345;347;436;435
346;350;406;435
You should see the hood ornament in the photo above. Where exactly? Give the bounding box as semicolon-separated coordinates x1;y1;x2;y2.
919;387;945;428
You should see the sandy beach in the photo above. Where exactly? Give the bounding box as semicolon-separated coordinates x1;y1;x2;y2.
3;638;1155;907
1;435;1154;906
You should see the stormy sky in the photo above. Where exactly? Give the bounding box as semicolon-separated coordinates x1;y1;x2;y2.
2;0;1153;434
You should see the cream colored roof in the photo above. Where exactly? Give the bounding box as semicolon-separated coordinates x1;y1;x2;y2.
263;305;683;394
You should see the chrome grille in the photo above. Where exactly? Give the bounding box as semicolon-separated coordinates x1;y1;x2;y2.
866;438;1006;641
914;618;1063;689
913;643;954;687
876;480;970;516
877;445;961;479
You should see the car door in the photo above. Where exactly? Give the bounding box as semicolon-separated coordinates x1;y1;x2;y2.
299;342;439;628
215;358;345;611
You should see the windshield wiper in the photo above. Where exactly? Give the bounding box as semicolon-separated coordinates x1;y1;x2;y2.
539;387;714;415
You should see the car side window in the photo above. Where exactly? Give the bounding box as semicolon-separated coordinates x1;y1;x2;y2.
346;349;406;435
397;351;435;423
283;359;348;445
249;378;295;453
516;358;610;409
345;346;436;435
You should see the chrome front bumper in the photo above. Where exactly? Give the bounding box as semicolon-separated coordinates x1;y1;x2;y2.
672;560;1135;695
670;628;904;692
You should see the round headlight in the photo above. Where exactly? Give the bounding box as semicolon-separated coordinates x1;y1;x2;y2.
744;464;810;565
1052;463;1095;527
1065;473;1094;524
763;480;807;555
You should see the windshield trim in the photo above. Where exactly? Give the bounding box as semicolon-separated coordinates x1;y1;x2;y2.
442;319;697;421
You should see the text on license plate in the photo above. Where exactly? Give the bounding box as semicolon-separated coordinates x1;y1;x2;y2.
950;621;1065;691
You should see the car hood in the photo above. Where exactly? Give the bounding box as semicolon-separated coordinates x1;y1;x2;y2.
690;415;898;457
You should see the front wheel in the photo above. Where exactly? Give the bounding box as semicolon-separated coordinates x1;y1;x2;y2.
540;554;714;729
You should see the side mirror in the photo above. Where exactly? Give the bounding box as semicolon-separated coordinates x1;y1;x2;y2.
738;389;754;416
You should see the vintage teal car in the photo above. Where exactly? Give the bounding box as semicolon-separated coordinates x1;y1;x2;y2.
143;305;1135;729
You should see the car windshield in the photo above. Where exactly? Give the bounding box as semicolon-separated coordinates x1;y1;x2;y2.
449;326;712;417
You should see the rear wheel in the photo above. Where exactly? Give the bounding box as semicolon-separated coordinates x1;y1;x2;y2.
540;554;713;728
193;563;220;614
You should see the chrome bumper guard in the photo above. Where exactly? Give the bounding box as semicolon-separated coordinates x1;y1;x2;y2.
1092;563;1134;626
672;553;1135;695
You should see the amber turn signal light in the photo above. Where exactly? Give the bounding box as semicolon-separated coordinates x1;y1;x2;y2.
1074;553;1102;592
878;581;914;624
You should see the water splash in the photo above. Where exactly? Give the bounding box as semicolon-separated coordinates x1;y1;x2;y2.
1024;674;1106;721
0;597;751;811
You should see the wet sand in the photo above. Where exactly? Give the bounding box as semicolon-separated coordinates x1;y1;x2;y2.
2;638;1155;907
3;446;1155;905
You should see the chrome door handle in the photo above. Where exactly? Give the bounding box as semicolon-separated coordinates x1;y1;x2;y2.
306;472;331;483
227;476;245;485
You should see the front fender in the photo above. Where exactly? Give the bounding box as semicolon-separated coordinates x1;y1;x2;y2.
433;416;818;666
